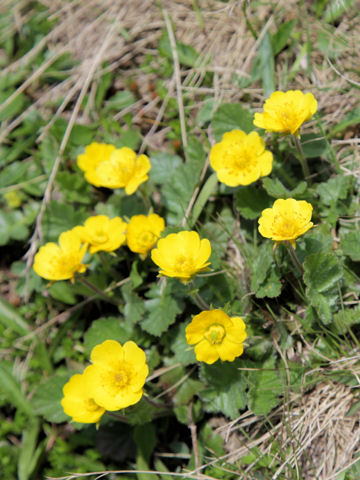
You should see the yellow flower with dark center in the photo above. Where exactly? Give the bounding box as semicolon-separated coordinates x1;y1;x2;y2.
77;142;115;187
83;340;149;411
33;230;87;281
253;90;318;136
258;198;313;247
72;215;127;254
186;309;247;364
61;373;105;424
150;230;211;283
209;130;273;186
126;213;165;259
95;147;151;194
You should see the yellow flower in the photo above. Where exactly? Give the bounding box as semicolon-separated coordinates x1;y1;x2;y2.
77;142;115;187
95;147;151;194
73;215;127;254
186;309;247;364
258;198;313;247
83;340;149;411
209;130;273;186
126;213;165;259
33;230;87;281
61;373;105;424
151;230;211;283
253;90;318;136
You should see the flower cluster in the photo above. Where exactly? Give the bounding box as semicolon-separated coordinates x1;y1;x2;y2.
77;143;151;195
61;340;149;423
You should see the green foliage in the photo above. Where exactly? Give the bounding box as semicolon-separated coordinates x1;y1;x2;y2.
2;3;359;479
212;103;254;141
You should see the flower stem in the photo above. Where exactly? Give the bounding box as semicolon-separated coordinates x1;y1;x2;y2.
286;242;304;276
80;277;120;305
293;135;310;181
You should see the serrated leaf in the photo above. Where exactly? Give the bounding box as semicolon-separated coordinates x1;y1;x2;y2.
341;231;360;261
121;282;145;324
235;186;271;219
149;151;182;185
170;323;197;365
250;243;273;291
247;358;283;415
199;360;247;419
256;268;282;299
142;282;183;336
304;252;343;293
42;201;87;242
31;375;70;423
0;210;29;245
84;317;130;354
212;103;254;141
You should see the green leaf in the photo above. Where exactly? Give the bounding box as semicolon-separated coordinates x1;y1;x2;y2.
104;90;136;112
329;107;360;136
190;173;218;228
31;375;70;423
0;297;29;334
161;137;204;224
142;282;183;336
49;281;77;305
235;186;271;219
0;210;29;245
316;175;350;206
196;98;216;126
247;358;283;415
301;133;328;158
212;103;254;141
256;269;282;299
304;253;342;324
95;68;113;110
271;19;296;55
158;30;201;67
0;90;28;122
121;282;146;324
149;152;182;185
341;231;360;261
262;177;307;199
258;31;275;98
333;306;360;334
0;362;34;417
18;420;43;480
133;423;157;464
199;360;247;419
170;323;197;365
304;253;343;294
323;0;357;22
42;201;87;241
84;317;130;354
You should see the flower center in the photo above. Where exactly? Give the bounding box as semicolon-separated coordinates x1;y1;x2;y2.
114;370;129;387
93;229;108;244
204;324;226;345
139;231;156;248
175;255;193;273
